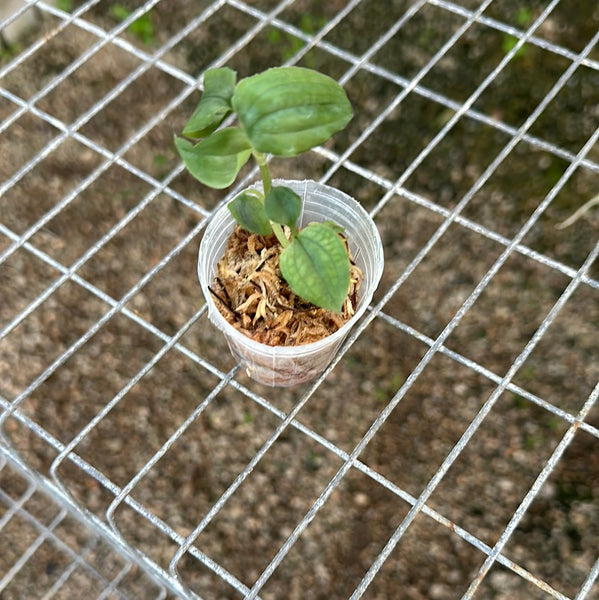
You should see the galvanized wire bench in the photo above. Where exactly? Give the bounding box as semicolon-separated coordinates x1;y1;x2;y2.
1;1;598;598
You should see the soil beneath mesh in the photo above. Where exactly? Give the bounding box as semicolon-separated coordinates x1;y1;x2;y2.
210;226;363;346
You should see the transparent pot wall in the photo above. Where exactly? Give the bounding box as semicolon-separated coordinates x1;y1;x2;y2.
198;179;384;386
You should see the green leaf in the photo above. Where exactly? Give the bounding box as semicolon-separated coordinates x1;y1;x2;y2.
57;0;73;11
321;220;346;235
228;191;272;236
232;66;353;157
279;222;350;312
112;5;154;45
111;4;130;21
182;68;236;138
264;186;301;228
175;127;252;189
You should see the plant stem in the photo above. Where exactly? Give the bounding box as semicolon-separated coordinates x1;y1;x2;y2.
253;150;290;248
271;222;290;248
254;151;272;195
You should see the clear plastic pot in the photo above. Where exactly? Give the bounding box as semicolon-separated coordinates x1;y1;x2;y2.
198;179;384;387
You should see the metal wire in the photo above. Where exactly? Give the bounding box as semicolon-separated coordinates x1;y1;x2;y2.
1;0;598;599
0;451;167;598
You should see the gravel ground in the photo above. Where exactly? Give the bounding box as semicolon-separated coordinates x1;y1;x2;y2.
1;1;598;599
0;456;166;599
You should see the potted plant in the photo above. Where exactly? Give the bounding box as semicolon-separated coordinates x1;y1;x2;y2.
176;66;384;386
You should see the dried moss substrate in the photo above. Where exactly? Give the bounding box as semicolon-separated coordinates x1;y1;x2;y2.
210;226;363;346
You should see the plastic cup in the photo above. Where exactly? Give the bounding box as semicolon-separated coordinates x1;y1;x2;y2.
198;179;384;386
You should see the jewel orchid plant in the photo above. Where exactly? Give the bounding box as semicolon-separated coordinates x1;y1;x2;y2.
175;66;354;313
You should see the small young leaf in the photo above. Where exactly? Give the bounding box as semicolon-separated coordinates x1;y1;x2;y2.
232;66;353;157
279;223;350;312
228;192;272;236
321;220;346;235
182;68;236;138
175;127;252;189
264;186;302;228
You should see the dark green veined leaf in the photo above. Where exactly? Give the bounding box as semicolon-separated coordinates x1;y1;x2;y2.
182;68;236;138
279;222;350;312
232;66;353;157
264;186;302;228
175;127;252;189
228;191;272;236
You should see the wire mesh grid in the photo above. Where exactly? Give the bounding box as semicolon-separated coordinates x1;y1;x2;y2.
0;0;598;598
0;451;167;598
